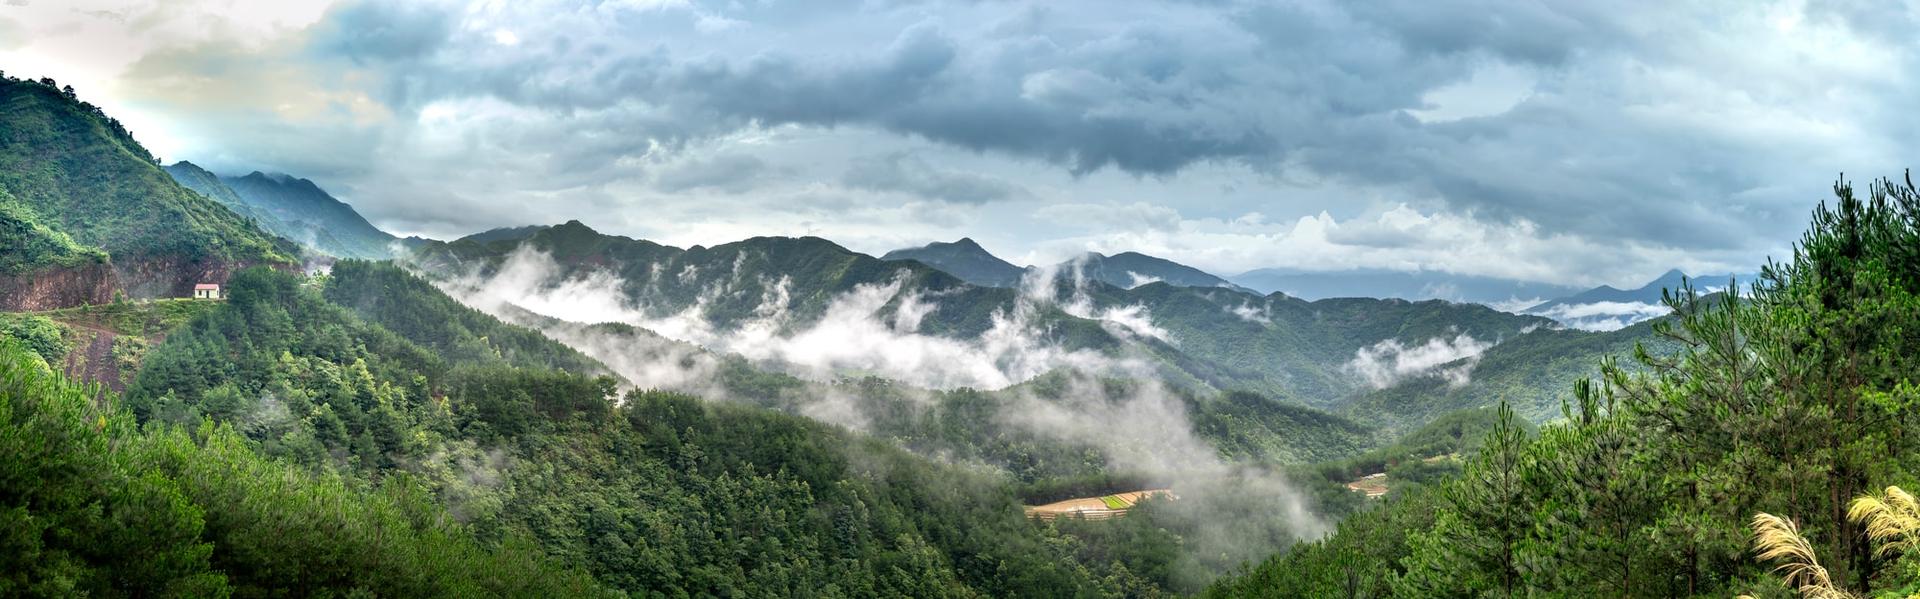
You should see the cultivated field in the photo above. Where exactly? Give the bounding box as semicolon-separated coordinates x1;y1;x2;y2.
1025;489;1174;521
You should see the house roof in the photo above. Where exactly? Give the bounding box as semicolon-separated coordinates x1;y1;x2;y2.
194;284;220;290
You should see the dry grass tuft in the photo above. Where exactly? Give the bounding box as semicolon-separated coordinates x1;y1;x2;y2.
1748;513;1856;599
1847;486;1920;558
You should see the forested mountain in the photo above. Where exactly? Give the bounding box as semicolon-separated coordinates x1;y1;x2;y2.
160;161;304;246
405;219;1549;407
0;336;613;597
881;237;1028;287
1207;176;1920;597
0;76;296;307
211;169;399;260
1336;318;1664;431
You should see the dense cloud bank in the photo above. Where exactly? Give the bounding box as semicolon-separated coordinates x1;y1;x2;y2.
19;0;1891;284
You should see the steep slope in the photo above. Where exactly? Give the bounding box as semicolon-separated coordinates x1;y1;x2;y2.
218;171;398;259
881;237;1029;287
0;77;296;304
1110;284;1552;404
1233;267;1584;305
455;224;545;245
1065;251;1246;290
161;161;304;243
0;188;114;309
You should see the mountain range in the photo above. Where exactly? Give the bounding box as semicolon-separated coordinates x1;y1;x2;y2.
166;164;401;260
1231;268;1586;306
882;237;1250;292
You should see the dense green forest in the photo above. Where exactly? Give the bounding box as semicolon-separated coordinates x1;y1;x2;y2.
0;336;612;597
50;262;1344;596
1206;176;1920;598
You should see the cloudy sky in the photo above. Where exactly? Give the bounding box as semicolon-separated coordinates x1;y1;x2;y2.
2;0;1911;287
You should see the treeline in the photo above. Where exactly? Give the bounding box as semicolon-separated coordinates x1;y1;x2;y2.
1206;175;1920;597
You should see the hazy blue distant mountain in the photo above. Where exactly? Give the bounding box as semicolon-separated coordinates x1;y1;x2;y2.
217;171;398;260
881;238;1028;287
163;161;298;235
1522;269;1752;330
1232;268;1584;306
1064;251;1247;291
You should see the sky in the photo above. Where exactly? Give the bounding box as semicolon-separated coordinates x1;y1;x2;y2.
1;0;1913;288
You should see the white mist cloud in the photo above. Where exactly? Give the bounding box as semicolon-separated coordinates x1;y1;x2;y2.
1003;373;1329;552
1528;300;1672;331
1125;271;1162;289
422;245;1331;569
1227;302;1271;324
1346;333;1492;389
1036;261;1174;343
441;245;1164;391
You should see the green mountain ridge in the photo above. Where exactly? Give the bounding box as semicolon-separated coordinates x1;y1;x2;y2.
408;220;1553;408
217;170;399;260
881;237;1029;287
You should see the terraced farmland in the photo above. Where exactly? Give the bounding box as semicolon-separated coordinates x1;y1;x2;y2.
1025;489;1173;521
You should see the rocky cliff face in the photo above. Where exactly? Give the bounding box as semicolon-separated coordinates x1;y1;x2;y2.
0;258;298;311
0;263;116;311
110;257;292;300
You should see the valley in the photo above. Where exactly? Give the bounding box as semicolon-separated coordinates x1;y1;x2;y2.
4;7;1913;596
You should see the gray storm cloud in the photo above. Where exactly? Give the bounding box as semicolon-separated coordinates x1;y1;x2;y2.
70;0;1897;281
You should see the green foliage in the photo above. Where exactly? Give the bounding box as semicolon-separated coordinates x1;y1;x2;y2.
31;298;219;337
323;260;606;375
0;188;107;275
120;264;1170;597
0;337;608;597
0;313;70;366
1339;319;1667;431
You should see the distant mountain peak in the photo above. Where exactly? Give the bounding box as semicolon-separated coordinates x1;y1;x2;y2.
882;237;1026;287
209;168;398;260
